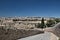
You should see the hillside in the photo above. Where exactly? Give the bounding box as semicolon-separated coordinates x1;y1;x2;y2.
0;26;44;40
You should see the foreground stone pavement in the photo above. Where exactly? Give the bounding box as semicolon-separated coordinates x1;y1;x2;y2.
18;32;59;40
18;22;60;40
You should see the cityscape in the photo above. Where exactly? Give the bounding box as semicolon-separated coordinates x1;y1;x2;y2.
0;0;60;40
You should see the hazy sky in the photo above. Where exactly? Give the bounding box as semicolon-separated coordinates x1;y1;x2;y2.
0;0;60;17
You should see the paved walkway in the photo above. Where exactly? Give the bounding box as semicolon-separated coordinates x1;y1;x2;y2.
18;32;59;40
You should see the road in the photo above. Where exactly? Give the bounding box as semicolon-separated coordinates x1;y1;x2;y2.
18;32;58;40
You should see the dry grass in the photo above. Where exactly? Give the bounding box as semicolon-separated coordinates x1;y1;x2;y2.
0;26;44;40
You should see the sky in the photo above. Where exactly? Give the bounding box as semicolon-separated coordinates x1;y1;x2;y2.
0;0;60;17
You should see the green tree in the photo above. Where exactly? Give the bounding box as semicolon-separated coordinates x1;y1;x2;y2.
40;18;46;28
46;19;55;27
37;18;46;28
55;18;60;23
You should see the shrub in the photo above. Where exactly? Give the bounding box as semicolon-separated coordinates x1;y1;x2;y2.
46;19;55;27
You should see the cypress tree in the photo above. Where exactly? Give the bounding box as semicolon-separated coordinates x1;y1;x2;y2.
40;17;45;28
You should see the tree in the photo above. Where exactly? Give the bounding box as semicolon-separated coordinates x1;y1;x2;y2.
46;19;55;27
55;18;60;23
36;18;46;28
40;17;46;28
